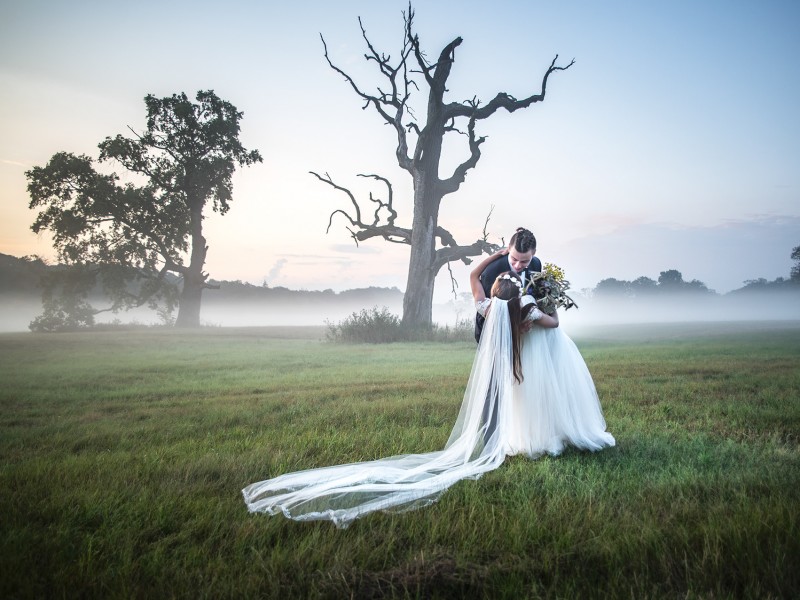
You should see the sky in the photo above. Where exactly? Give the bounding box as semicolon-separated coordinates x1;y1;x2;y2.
1;0;799;303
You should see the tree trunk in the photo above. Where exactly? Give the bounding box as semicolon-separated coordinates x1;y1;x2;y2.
175;206;206;328
401;174;440;329
402;238;436;329
175;275;203;328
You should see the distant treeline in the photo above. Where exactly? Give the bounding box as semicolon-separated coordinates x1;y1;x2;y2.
0;253;403;309
591;268;798;300
0;253;50;294
204;278;404;309
3;253;798;305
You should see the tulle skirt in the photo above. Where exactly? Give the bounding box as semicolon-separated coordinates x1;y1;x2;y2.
506;327;615;458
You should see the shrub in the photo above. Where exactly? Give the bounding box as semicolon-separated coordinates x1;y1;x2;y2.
325;306;405;343
427;318;474;343
325;307;475;344
29;297;96;332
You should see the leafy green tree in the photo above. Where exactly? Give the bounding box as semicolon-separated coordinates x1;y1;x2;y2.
594;278;630;298
29;267;97;332
27;90;262;328
657;269;685;290
791;244;800;282
657;270;712;294
593;271;714;300
629;276;658;297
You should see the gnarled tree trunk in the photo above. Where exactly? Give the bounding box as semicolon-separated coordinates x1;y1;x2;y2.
318;7;573;329
403;179;441;327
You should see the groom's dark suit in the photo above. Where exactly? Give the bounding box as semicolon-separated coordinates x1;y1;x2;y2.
474;254;542;343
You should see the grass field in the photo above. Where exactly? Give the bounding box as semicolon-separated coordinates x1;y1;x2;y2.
1;321;798;599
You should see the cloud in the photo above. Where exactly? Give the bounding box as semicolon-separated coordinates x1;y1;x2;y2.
329;244;382;255
265;258;287;282
0;159;28;167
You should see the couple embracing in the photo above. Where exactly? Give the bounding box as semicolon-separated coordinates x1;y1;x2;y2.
243;227;614;528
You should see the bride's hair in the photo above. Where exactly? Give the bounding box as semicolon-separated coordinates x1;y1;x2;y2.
491;272;535;383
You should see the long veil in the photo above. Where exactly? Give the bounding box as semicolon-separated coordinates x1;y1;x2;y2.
242;298;516;528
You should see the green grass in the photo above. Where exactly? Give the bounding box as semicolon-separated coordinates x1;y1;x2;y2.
1;322;798;599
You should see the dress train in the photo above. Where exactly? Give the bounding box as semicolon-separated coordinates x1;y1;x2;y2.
242;298;613;528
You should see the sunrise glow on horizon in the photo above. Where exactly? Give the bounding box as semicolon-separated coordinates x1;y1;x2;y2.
1;0;798;300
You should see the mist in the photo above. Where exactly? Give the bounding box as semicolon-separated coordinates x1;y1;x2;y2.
560;291;800;334
2;289;798;334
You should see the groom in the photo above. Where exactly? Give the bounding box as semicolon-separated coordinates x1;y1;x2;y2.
474;227;542;344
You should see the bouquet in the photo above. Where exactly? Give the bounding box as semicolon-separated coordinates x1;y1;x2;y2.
524;263;578;315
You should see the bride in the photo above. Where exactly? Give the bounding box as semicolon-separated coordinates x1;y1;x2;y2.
242;250;614;528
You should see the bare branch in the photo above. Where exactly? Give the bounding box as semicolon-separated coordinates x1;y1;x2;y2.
433;238;497;272
326;209;359;235
435;225;457;247
442;116;466;136
446;260;458;299
311;170;363;227
431;206;501;273
312;171;411;246
404;7;435;86
481;205;495;242
357;173;398;226
320;34;394;124
435;57;574;196
406;121;421;136
321;23;415;172
438;115;486;196
359;17;397;81
444;55;575;122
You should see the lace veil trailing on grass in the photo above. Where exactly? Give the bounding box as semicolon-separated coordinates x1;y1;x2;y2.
242;298;516;528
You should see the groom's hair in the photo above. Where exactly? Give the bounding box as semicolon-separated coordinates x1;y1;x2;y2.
509;227;536;253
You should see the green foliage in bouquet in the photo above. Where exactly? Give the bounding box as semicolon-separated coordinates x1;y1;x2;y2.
525;263;578;314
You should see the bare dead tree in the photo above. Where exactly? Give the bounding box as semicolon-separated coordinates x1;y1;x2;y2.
317;4;573;328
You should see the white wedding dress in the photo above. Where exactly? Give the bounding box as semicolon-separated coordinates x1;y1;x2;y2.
505;296;616;457
242;297;614;528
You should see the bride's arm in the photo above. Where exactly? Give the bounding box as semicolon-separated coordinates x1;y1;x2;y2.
535;309;559;328
470;248;508;303
522;296;560;328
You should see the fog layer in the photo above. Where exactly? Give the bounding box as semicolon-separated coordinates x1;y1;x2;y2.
2;289;798;333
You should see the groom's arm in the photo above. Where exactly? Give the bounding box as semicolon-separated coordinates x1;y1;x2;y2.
478;255;507;296
470;249;507;303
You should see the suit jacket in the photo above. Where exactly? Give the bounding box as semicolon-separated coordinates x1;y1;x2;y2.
474;255;543;343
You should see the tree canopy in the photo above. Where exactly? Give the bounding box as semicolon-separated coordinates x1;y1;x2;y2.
594;270;713;299
27;90;262;330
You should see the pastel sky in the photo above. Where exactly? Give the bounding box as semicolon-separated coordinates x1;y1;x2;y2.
1;0;798;302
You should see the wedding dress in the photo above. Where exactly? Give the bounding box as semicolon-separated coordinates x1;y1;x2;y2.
506;297;616;457
242;297;614;528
